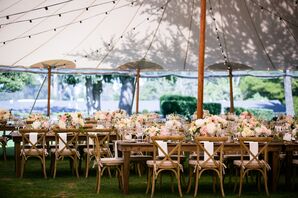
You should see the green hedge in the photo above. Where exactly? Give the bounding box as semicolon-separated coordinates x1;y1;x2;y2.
225;107;274;121
160;95;221;118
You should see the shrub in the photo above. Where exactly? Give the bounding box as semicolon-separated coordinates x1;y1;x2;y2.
203;103;221;115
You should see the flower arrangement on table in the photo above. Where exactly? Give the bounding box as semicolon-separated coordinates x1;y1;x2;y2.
93;111;112;128
26;113;45;123
31;116;49;129
111;109;128;124
191;110;210;120
161;119;183;136
0;108;11;121
237;112;271;137
114;117;135;139
188;115;228;137
144;124;161;137
57;112;84;129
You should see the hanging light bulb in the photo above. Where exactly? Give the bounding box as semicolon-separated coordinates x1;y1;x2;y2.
45;6;48;10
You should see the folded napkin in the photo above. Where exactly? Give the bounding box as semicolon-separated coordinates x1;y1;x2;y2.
203;141;214;161
59;133;67;151
29;133;38;145
156;140;168;157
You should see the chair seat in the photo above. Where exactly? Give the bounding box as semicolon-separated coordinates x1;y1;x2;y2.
22;148;47;156
51;148;77;156
100;157;123;165
189;159;221;169
233;160;269;169
146;160;180;169
293;159;298;165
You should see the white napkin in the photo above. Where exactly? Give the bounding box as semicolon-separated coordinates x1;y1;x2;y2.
59;133;67;151
29;133;38;145
156;140;168;157
203;141;214;161
249;141;258;161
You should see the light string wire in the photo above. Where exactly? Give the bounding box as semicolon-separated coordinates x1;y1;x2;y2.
93;0;170;68
183;0;195;70
0;0;74;19
0;0;47;30
0;0;24;13
1;1;134;45
208;0;228;67
0;0;116;27
95;0;145;68
69;0;121;53
244;0;276;70
248;0;298;27
11;0;98;66
0;1;67;48
143;0;171;60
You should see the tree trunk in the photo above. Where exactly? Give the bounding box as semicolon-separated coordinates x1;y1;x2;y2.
284;70;294;116
119;76;135;115
85;76;103;115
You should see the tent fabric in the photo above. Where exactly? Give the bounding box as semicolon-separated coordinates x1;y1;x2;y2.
0;0;297;73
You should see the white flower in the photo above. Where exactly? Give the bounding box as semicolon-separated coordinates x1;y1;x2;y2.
32;121;41;129
206;122;217;136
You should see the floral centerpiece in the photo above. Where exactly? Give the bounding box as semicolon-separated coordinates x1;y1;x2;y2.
93;111;112;122
237;112;271;137
188;115;227;137
27;113;44;123
161;119;183;136
111;109;128;125
57;112;84;129
0;108;11;121
144;124;161;137
31;116;49;129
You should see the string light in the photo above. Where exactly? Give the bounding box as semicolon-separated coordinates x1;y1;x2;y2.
0;0;123;27
29;20;32;23
0;0;73;20
86;7;89;11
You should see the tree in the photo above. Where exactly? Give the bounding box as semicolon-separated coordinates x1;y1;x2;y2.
0;72;34;92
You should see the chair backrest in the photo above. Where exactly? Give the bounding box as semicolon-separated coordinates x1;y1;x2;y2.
238;137;272;167
53;129;80;155
151;135;184;167
19;129;48;155
85;128;112;156
194;136;228;167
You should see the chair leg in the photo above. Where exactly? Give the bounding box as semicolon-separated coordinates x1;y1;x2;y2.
219;173;225;197
239;169;244;197
194;170;200;197
146;167;152;194
42;156;47;179
151;172;156;198
186;166;193;193
177;171;183;197
2;142;7;161
263;170;269;196
85;154;90;178
53;159;57;178
20;158;25;178
96;169;101;193
74;157;79;178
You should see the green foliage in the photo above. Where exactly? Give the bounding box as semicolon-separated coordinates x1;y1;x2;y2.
160;95;196;118
0;72;34;92
62;75;81;86
240;76;284;102
225;107;274;121
203;103;221;115
294;96;298;115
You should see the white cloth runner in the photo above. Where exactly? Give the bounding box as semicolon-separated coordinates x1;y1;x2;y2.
249;142;258;161
156;140;168;157
59;133;67;151
203;141;214;162
114;140;119;158
29;133;38;145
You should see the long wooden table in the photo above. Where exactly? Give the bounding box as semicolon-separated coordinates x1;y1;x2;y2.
12;128;114;177
117;140;296;194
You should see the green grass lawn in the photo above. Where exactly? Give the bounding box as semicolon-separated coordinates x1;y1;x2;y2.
0;142;297;198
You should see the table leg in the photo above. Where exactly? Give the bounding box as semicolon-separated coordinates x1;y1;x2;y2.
14;141;21;177
271;151;280;192
285;151;293;190
123;151;131;194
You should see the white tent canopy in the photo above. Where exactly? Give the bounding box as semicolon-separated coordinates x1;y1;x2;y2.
0;0;297;73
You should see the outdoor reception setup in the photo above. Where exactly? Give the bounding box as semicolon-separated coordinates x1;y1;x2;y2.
0;0;298;197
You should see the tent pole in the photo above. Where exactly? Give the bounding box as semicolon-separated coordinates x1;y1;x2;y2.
228;68;234;113
135;68;140;114
47;66;51;117
29;76;47;115
197;0;206;119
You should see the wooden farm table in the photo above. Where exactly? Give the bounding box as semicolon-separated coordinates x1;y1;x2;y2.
12;128;114;177
117;141;289;194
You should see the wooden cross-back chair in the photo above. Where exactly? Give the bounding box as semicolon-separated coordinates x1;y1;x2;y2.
233;137;272;196
187;136;228;197
84;128;113;178
19;129;48;178
146;135;184;198
91;133;124;194
50;129;80;178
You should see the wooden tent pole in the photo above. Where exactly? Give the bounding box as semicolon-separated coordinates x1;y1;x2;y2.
135;68;140;114
47;66;51;117
197;0;206;119
228;68;234;113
